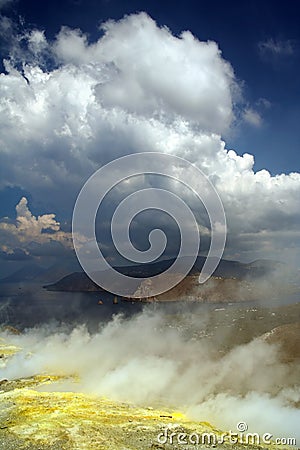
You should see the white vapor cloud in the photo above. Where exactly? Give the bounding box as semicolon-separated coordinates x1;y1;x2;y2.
2;310;300;441
0;13;299;264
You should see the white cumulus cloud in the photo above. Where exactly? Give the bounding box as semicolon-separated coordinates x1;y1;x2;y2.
0;13;299;264
53;14;236;133
0;197;73;257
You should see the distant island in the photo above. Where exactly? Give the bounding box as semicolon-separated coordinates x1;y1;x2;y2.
44;257;288;303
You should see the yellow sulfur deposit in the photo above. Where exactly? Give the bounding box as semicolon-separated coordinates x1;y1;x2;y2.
0;341;293;450
1;384;221;450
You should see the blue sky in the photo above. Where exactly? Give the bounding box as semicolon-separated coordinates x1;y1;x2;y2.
0;0;299;272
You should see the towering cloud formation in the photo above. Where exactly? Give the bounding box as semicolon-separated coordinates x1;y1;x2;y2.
54;14;235;132
0;197;73;258
0;13;299;263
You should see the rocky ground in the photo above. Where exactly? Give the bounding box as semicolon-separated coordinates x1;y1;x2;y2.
132;274;299;303
157;301;300;355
